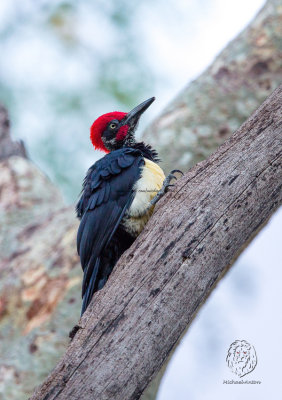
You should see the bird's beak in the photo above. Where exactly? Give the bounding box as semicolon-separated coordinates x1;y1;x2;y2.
123;97;155;127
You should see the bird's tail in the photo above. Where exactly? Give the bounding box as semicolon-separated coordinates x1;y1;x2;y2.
81;256;101;316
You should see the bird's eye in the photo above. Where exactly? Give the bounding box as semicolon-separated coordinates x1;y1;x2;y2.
109;123;117;129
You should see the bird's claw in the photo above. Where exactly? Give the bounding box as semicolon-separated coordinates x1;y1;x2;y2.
170;169;184;176
163;169;184;191
149;169;183;207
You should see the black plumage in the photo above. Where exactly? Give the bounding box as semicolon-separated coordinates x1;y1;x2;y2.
130;142;160;163
76;148;144;315
76;97;167;316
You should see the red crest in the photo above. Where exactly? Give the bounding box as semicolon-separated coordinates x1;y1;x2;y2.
90;112;127;152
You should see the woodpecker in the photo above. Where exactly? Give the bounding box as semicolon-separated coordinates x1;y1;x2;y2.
76;97;181;315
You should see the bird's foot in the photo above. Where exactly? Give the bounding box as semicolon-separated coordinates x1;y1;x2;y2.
150;169;183;206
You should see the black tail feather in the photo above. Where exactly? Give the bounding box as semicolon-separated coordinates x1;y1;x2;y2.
81;257;100;316
80;227;136;316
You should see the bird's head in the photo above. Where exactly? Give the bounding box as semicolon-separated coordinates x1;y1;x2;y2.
90;97;155;152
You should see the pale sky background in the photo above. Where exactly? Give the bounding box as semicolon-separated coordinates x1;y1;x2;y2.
0;0;281;399
158;208;282;400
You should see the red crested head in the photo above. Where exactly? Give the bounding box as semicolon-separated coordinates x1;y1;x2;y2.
89;97;155;153
90;112;127;153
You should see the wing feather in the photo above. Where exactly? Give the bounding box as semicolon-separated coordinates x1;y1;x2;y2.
76;148;144;312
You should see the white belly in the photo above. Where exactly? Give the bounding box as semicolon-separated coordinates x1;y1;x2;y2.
122;158;165;237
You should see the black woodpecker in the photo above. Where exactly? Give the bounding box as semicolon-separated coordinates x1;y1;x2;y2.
76;97;181;315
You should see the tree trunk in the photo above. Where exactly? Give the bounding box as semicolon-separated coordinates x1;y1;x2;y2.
143;0;282;396
29;86;282;400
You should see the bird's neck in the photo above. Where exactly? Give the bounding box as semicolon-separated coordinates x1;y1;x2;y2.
126;141;160;163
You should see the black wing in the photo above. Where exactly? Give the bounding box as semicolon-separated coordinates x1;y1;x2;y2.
76;148;143;314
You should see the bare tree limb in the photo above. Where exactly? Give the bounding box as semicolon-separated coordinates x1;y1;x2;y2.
142;1;282;396
29;85;282;400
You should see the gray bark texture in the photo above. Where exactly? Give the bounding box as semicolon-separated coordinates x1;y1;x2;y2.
29;85;282;400
143;0;282;172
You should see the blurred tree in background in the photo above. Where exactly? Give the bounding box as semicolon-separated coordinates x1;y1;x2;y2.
0;0;266;202
0;0;155;201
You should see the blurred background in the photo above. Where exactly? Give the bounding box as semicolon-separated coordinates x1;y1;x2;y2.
0;0;281;399
0;0;268;202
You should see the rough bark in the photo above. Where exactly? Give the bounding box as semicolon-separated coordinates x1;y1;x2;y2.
142;0;282;396
29;86;282;400
143;0;282;172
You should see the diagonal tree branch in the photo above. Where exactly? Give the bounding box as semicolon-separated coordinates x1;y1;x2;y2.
30;86;282;400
